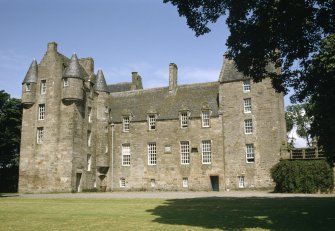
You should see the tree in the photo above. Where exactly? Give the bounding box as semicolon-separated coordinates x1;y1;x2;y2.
0;90;22;192
164;0;335;161
285;103;313;147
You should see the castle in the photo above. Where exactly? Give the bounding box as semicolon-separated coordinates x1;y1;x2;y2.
19;42;287;193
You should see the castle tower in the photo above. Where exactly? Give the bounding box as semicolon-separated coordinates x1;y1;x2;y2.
93;69;110;191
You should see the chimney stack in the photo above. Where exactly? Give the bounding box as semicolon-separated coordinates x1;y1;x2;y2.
47;42;58;53
169;63;178;93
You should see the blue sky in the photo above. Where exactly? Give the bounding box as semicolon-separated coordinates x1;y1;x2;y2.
0;0;228;98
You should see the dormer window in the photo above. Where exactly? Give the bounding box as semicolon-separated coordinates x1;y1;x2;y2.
201;111;210;127
180;112;188;128
148;114;156;130
243;80;251;92
63;78;69;87
25;83;31;92
123;116;130;132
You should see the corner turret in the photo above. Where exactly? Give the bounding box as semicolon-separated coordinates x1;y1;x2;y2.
62;53;85;101
94;69;108;92
22;59;38;105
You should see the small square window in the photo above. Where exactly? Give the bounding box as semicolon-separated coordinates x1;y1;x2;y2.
40;80;46;94
25;83;31;92
120;178;126;188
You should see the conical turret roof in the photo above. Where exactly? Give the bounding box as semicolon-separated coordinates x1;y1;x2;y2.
23;59;38;83
94;69;108;92
63;53;84;79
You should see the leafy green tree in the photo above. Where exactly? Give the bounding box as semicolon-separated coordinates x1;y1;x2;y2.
164;0;335;162
285;103;313;147
0;90;22;192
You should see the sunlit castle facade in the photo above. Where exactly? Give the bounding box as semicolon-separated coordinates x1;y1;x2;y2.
19;42;287;193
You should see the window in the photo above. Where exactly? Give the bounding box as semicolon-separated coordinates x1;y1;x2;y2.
239;176;245;188
148;143;157;165
148;115;156;130
243;80;251;92
63;78;69;87
87;130;91;147
150;179;156;187
244;98;251;113
182;177;188;188
123;116;130;132
180;141;190;164
88;107;92;123
120;178;126;188
246;144;255;163
201;111;210;127
38;104;45;120
122;144;131;166
244;119;253;134
105;106;109;113
202;140;212;164
37;127;44;144
87;154;92;171
180;112;188;128
40;80;46;94
25;83;31;92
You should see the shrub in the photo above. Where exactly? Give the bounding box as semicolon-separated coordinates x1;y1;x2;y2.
271;159;333;193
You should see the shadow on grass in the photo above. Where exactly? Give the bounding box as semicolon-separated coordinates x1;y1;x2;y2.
147;197;335;230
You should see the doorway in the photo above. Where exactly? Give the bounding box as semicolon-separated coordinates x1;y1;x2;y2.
210;176;219;191
76;173;82;192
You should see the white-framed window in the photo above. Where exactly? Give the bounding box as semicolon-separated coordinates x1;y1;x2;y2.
122;143;131;166
123;116;130;132
63;78;69;87
180;112;188;128
37;127;44;144
87;154;92;171
246;144;255;163
38;104;45;120
87;130;91;147
238;176;245;188
201;111;210;127
244;119;253;134
150;179;156;187
40;80;46;94
182;177;188;188
202;140;212;164
120;178;126;188
244;98;251;113
88;107;92;123
243;80;251;92
148;143;157;165
25;83;31;92
180;141;190;164
148;114;156;130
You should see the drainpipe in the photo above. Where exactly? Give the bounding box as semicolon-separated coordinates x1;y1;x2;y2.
111;122;115;191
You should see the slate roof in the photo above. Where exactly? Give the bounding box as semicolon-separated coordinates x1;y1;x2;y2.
109;82;219;122
219;56;246;83
107;82;132;93
63;53;88;80
23;59;38;83
95;69;108;92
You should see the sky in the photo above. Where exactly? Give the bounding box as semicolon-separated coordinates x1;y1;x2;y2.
0;0;305;146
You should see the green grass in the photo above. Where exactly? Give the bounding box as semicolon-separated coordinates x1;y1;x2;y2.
0;196;334;230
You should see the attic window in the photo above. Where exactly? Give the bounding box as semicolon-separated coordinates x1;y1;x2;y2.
243;80;251;92
123;116;130;132
201;111;210;127
148;114;156;130
25;83;31;92
180;112;188;128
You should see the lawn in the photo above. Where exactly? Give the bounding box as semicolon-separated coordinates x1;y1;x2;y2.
0;196;334;230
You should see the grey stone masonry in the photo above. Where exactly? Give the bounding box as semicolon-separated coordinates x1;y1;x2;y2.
19;42;286;193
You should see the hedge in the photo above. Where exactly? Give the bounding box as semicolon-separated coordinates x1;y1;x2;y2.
271;159;333;193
